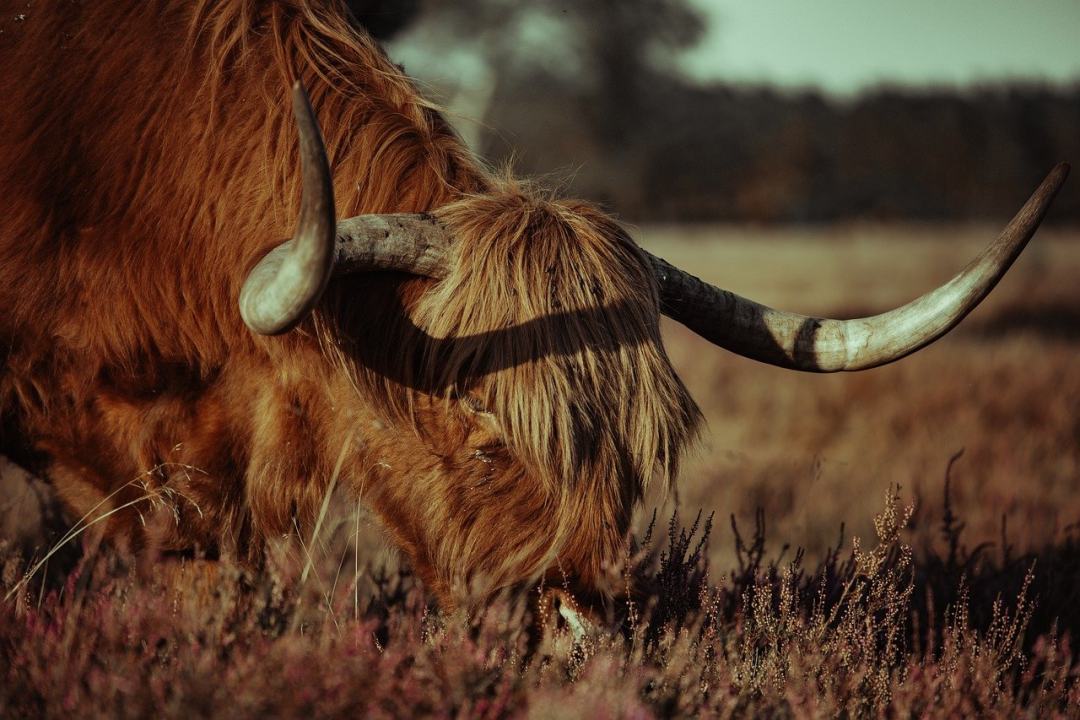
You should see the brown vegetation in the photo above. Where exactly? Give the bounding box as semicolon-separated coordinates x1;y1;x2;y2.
648;225;1080;567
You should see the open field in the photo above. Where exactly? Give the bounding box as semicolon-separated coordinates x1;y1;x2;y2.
3;224;1079;717
641;224;1080;567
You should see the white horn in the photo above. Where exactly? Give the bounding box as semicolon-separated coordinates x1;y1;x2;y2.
240;83;336;335
650;163;1070;371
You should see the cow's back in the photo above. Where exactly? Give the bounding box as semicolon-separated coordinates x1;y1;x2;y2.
0;3;278;360
0;1;487;558
0;2;299;542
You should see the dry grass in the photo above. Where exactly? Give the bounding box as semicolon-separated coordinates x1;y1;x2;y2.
644;224;1080;567
3;223;1079;717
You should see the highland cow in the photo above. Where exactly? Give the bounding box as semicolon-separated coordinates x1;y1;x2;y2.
0;1;1068;614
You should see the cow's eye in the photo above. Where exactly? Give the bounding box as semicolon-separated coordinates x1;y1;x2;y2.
459;392;503;444
461;393;493;416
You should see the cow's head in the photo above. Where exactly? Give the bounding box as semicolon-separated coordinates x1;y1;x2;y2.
237;86;1069;609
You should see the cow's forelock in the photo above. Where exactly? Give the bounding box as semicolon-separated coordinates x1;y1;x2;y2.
419;187;701;496
322;184;701;597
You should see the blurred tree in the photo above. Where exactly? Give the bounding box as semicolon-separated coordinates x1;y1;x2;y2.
345;0;422;40
413;0;704;143
567;0;705;145
384;2;1080;222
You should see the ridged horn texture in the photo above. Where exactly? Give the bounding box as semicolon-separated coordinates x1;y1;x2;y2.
239;83;336;335
333;213;452;277
649;162;1069;371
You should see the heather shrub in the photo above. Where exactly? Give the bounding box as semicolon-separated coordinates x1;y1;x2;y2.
3;484;1078;718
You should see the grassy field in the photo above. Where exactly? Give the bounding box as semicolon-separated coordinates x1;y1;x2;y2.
2;224;1079;717
643;224;1080;566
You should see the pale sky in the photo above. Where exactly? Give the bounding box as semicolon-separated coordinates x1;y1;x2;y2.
680;0;1080;95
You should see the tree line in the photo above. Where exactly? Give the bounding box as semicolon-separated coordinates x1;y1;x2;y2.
482;76;1080;223
350;0;1080;223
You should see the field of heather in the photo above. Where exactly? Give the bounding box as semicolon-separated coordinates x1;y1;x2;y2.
3;224;1079;717
645;224;1080;565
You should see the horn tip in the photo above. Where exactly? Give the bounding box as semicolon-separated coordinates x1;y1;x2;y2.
1035;162;1071;200
1050;161;1071;183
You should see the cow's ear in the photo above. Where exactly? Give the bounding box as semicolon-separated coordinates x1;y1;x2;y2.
343;0;421;41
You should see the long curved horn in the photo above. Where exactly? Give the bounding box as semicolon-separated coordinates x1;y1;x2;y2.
648;163;1070;371
316;166;1068;373
240;83;336;335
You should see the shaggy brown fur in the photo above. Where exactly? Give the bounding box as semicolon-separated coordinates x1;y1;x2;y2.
0;0;699;606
